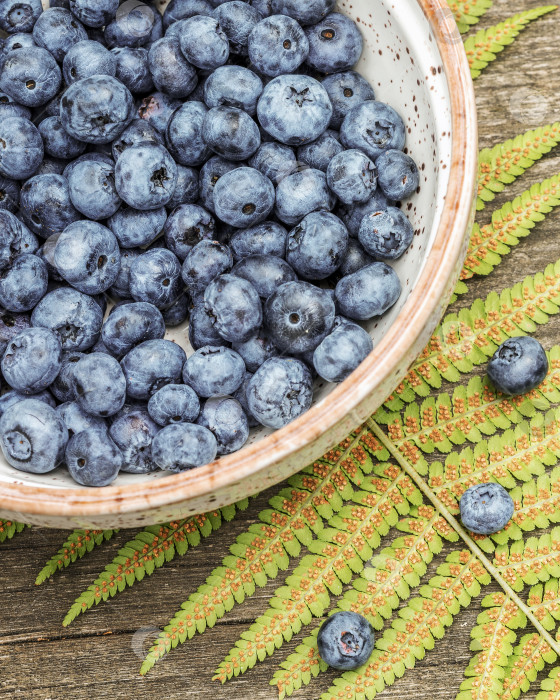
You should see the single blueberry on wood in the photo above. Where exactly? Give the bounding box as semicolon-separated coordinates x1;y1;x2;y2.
317;611;375;671
459;482;514;535
487;336;548;395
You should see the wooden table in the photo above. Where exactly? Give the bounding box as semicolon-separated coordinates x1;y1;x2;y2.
2;2;560;698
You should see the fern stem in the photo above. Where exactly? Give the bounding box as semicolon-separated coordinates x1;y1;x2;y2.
367;417;560;657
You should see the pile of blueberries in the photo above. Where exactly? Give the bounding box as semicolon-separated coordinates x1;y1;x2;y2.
0;0;421;486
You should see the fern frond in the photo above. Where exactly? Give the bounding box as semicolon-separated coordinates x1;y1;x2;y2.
502;632;556;700
537;666;560;698
461;174;560;281
214;467;423;682
320;551;490;700
492;531;560;592
35;529;118;585
376;348;560;451
447;0;493;33
464;6;557;79
387;260;560;405
526;577;560;631
0;519;27;543
271;507;458;698
63;502;247;626
456;592;526;700
508;467;560;541
477;123;560;210
141;426;389;674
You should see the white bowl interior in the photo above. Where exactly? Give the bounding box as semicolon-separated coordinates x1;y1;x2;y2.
0;0;452;491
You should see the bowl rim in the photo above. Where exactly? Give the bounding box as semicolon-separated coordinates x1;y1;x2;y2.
0;0;478;518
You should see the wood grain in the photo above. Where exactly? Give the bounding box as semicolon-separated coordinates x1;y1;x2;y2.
2;1;560;698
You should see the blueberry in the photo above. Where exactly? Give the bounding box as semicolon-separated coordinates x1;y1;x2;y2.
50;350;85;401
104;1;158;48
338;238;375;276
197;396;249;454
109;409;159;473
163;0;213;29
376;149;420;200
257;74;332;146
286;211;348;280
0;254;47;313
166;164;199;210
66;428;122;486
232;254;297;299
250;0;273;16
326;149;376;205
38;117;87;161
63;40;117;88
188;302;229;350
275;168;335;225
162;292;189;327
202;106;260;162
129;248;182;309
148;36;198;98
183;345;245;397
460;483;515;535
63;152;114;180
336;189;390;237
271;0;335;26
264;280;335;353
229;221;287;262
0;211;38;270
199;155;238;213
54;221;121;294
248;14;309;77
313;317;373;382
321;70;376;129
182;239;232;299
147;383;200;426
115;142;178;210
0;388;55;418
0;0;42;34
57;400;107;435
68;159;121;220
108;205;167;248
213;166;274;227
0;117;44;180
341;100;405;161
32;7;88;62
110;248;141;297
152;422;217;471
112;46;154;93
204;273;262;342
121;338;186;399
487;336;549;395
60;75;134;146
179;15;229;70
297;130;343;173
164;101;211;167
137;91;181;133
0;309;31;356
112;119;162;160
0;47;62;108
249;142;296;185
335;261;401;321
358;206;414;260
161;204;214;262
20;175;81;239
1;32;37;56
317;611;375;671
71;352;126;417
102;301;165;356
305;12;363;73
0;399;68;474
232;370;259;426
212;2;261;56
0;91;32;120
232;328;278;373
69;0;119;28
247;356;312;428
2;327;62;394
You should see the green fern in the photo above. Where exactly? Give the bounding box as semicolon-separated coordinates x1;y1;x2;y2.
0;519;27;543
447;0;493;33
465;6;557;79
537;665;560;697
503;631;556;699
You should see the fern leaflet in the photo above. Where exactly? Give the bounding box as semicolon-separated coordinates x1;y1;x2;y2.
502;632;556;700
447;0;493;33
0;519;27;543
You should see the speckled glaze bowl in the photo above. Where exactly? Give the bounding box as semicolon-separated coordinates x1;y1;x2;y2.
0;0;477;529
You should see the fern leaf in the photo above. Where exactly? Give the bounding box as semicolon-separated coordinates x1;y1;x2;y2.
492;531;560;592
462;174;560;281
35;529;118;585
320;551;490;700
387;260;560;404
447;0;493;33
63;502;247;626
464;6;557;79
271;508;458;698
537;666;560;698
455;592;526;700
502;632;556;700
376;347;560;451
0;519;27;543
214;466;423;682
141;426;389;674
477;123;560;210
508;467;560;541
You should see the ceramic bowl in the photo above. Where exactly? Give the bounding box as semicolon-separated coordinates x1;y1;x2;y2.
0;0;477;528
